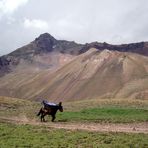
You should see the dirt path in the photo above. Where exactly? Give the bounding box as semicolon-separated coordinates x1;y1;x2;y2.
0;116;148;134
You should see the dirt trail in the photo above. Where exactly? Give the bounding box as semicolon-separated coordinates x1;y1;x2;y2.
0;116;148;134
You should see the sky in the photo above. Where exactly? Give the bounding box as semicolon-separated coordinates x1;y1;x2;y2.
0;0;148;56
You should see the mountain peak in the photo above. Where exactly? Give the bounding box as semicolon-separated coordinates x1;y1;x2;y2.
35;33;57;44
36;33;56;41
34;33;57;52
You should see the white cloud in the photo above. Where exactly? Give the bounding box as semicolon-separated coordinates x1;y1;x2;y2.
6;17;16;24
0;0;29;16
1;0;148;56
23;18;49;30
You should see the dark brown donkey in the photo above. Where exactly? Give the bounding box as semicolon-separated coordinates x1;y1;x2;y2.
37;101;63;122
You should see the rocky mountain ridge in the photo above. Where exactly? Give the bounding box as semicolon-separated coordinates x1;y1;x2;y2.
0;33;148;101
1;33;148;70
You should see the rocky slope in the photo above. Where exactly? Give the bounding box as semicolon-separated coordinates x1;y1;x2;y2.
0;33;148;101
0;48;148;101
32;49;148;101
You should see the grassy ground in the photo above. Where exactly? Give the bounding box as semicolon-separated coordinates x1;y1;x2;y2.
0;96;148;123
57;107;148;123
0;96;39;118
0;97;148;147
64;98;148;111
0;122;148;148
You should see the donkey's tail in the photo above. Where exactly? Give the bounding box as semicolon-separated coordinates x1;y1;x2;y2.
37;108;42;116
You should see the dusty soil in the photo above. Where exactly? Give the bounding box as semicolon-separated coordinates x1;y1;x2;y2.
0;116;148;134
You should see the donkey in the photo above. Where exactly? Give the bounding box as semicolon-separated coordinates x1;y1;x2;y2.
37;102;63;122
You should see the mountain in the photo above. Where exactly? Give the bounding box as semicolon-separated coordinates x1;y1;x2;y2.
0;33;83;76
9;33;84;57
0;33;148;101
0;48;148;101
1;33;148;77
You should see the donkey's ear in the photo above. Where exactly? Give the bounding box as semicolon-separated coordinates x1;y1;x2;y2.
59;102;62;106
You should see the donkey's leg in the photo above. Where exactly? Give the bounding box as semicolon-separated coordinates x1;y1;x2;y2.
40;112;45;122
41;113;46;122
43;115;46;122
51;115;56;122
41;114;43;122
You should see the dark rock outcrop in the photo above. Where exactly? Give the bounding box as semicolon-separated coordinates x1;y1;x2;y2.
8;33;83;57
34;33;58;52
0;56;11;76
80;41;148;56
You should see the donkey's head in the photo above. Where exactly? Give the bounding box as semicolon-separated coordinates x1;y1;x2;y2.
58;102;63;112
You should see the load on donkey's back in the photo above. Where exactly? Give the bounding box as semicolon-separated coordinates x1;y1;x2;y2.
37;100;63;122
